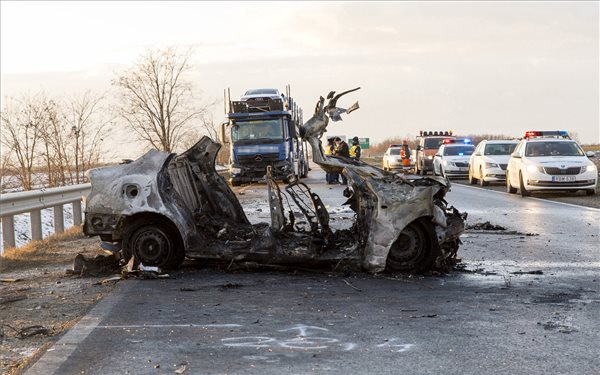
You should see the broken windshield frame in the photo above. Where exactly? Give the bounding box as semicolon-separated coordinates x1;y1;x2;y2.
231;119;284;143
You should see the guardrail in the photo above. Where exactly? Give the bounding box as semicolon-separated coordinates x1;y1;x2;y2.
0;183;91;253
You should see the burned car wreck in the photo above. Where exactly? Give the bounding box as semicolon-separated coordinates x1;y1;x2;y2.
83;89;466;273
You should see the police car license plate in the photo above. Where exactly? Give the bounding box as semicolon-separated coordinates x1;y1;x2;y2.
551;176;576;182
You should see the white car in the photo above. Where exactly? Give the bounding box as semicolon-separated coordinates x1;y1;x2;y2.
506;131;597;196
382;145;403;171
240;88;282;102
468;140;518;186
433;141;475;178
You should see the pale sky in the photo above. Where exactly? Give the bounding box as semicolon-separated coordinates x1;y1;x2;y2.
1;1;599;158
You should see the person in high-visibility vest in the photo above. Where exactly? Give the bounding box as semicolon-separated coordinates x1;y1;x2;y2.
325;138;339;184
350;137;361;161
401;140;411;170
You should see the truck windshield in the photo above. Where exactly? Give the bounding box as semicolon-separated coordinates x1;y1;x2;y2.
232;119;284;142
424;138;448;149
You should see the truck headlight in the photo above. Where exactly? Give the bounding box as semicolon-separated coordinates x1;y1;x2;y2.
231;167;242;174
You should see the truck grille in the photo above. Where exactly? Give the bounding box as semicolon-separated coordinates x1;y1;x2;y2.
238;153;280;164
543;167;581;175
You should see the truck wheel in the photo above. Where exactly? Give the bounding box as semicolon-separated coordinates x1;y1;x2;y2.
125;221;184;269
385;218;440;274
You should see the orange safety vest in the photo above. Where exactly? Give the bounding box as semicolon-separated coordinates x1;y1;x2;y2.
401;147;411;167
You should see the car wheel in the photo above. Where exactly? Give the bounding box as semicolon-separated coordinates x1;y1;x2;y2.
506;172;517;194
586;189;596;196
126;222;184;269
385;219;441;274
519;172;530;197
468;167;476;185
479;167;488;186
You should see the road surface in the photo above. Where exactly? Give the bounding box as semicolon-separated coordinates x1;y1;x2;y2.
23;166;600;375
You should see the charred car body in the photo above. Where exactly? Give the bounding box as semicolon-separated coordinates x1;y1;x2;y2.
83;89;466;273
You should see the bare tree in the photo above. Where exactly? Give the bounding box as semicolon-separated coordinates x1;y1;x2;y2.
113;48;206;152
63;91;112;183
0;94;51;190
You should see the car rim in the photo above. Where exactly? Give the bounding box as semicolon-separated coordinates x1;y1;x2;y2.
132;227;172;265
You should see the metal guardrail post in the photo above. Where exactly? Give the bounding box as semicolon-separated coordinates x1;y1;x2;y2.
2;216;16;249
54;205;65;233
31;209;43;241
72;201;83;226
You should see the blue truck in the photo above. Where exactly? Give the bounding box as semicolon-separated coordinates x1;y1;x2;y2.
220;86;309;186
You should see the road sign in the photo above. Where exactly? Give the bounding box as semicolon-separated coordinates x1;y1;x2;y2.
359;137;369;149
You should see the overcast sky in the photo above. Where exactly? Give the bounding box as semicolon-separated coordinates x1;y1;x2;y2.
1;1;598;158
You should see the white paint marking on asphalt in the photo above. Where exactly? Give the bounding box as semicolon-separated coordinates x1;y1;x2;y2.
454;184;600;212
92;323;243;329
23;280;137;375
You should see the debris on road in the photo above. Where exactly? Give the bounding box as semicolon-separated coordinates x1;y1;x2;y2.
466;221;506;230
511;270;544;275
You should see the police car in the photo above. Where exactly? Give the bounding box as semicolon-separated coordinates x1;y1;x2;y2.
505;131;597;196
468;139;518;186
432;139;475;178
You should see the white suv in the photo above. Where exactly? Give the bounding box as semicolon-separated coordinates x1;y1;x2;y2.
506;131;597;196
469;140;518;186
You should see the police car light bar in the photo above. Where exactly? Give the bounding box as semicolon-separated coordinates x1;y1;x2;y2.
524;130;570;139
443;138;471;144
419;130;453;137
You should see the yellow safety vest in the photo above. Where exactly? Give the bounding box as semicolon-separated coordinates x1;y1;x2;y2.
350;145;359;158
324;145;332;155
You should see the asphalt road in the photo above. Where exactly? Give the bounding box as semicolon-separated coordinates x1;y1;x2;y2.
23;166;600;375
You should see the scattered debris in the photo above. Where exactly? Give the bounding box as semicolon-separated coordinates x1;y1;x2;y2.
69;252;121;276
342;279;362;292
466;221;506;231
1;278;23;283
2;324;50;338
537;321;577;334
410;314;437;318
511;270;544;275
0;295;27;305
94;275;123;285
174;362;188;374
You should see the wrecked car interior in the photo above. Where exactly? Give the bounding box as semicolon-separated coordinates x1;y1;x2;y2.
83;89;466;274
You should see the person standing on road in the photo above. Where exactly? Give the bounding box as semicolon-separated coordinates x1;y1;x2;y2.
334;137;350;185
325;138;338;184
350;136;361;161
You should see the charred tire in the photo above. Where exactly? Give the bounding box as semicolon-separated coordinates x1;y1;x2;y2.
385;218;441;274
468;167;476;185
506;173;517;194
519;172;530;197
479;167;488;186
124;221;184;269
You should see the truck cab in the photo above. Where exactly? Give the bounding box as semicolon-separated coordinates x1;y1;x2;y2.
222;87;309;186
415;131;455;175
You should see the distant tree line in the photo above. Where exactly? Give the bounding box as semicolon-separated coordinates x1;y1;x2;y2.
1;48;219;191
